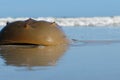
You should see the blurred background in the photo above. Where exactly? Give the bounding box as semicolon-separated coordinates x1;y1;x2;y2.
0;0;120;17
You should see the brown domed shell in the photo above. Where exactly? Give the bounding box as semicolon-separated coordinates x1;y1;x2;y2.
0;18;69;46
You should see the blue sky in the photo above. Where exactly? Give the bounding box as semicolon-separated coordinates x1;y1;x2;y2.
0;0;120;17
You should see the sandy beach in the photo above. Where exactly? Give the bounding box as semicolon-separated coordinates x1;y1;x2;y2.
0;26;120;80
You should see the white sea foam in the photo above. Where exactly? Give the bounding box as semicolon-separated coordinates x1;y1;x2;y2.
1;16;120;27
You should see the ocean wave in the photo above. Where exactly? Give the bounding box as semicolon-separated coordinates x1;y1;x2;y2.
1;16;120;27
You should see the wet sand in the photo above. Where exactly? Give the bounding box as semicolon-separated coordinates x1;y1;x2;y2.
0;26;120;80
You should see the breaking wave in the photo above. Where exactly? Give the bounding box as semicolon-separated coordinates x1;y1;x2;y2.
1;16;120;27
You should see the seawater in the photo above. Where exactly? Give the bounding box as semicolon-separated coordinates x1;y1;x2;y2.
1;16;120;26
0;26;120;80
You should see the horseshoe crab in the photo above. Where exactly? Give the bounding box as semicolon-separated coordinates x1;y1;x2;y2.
0;18;69;46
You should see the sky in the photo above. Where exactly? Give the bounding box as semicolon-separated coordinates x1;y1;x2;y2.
0;0;120;17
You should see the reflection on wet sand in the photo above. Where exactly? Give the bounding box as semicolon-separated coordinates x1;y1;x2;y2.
0;45;68;67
